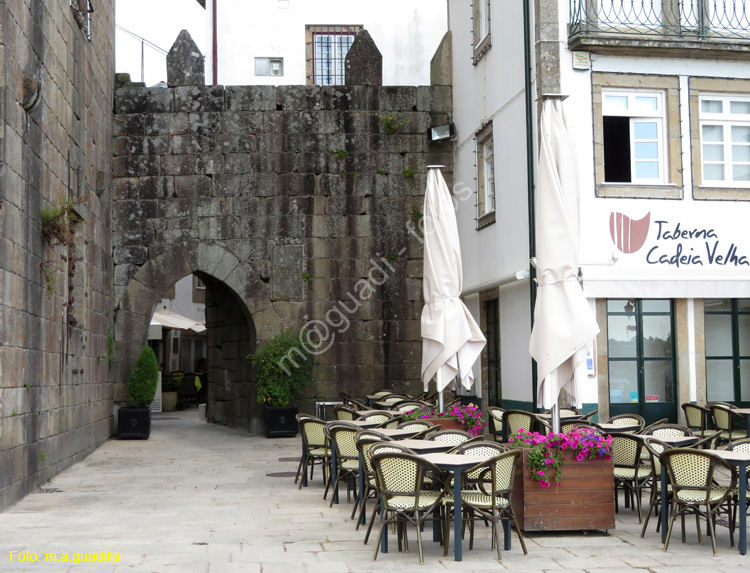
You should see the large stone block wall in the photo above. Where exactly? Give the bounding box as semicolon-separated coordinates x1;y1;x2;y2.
112;82;452;430
0;0;115;509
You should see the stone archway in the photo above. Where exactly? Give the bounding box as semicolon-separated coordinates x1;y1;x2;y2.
113;242;273;433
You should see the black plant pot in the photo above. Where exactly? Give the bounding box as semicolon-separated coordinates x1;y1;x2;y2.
265;406;298;438
118;407;151;439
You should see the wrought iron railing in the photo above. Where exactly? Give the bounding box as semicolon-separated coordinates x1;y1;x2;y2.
570;0;750;40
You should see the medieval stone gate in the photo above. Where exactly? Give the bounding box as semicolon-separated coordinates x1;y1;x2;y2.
111;32;453;432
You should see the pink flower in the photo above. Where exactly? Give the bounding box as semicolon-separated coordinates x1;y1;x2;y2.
539;480;550;488
537;470;545;476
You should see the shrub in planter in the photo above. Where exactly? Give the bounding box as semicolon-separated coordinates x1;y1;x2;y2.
119;346;159;439
249;331;313;437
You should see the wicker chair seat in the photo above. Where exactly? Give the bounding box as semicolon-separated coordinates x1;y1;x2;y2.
613;466;651;480
674;487;732;504
457;491;511;508
386;491;443;510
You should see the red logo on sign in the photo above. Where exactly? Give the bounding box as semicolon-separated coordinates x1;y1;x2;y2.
609;212;651;254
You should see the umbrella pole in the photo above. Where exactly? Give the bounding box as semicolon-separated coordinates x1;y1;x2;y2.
550;403;561;434
437;370;444;413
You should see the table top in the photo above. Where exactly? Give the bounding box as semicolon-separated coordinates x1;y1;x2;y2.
703;449;750;463
421;452;492;470
534;413;584;420
353;409;383;418
651;435;699;446
397;439;454;453
375;428;416;438
594;423;639;433
733;408;750;416
327;419;382;428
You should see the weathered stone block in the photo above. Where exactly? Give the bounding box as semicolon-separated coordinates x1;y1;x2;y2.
113;155;160;178
166;30;205;87
115;87;173;114
225;85;277;111
379;86;417;111
188;112;222;135
113;178;139;200
161;155;195;176
195;154;224;175
113;246;148;266
345;30;382;86
174;85;225;112
113;114;145;137
145;112;189;136
278;173;315;196
417;85;452;113
271;243;304;300
215;134;257;153
139;176;174;199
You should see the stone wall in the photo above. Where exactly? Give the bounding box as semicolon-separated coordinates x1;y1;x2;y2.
112;56;452;432
0;0;115;509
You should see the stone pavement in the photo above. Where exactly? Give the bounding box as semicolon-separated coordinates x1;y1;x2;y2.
1;410;747;572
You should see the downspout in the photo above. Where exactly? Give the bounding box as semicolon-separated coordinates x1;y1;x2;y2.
523;0;538;410
212;0;218;85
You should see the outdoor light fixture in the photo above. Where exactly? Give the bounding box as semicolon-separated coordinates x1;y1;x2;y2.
427;123;455;142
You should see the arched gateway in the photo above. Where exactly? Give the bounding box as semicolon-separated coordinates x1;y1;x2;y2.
111;30;453;433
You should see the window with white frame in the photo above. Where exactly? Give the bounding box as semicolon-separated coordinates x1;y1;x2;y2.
472;0;491;63
699;94;750;186
476;125;495;227
602;89;666;184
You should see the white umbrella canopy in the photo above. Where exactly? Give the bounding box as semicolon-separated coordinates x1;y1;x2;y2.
421;167;486;406
529;98;599;411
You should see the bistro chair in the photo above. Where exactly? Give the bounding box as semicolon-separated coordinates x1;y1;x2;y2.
443;449;528;561
358;411;395;425
426;429;476;446
710;404;747;447
662;448;737;555
353;431;393;526
643;423;694;438
370;451;446;564
610;432;650;523
377;394;411;406
334;404;359;421
390;400;428;414
605;413;646;433
581;409;599;422
638;418;669;434
501;410;537;441
682;403;712;437
487;406;505;442
396;420;435;438
639;437;672;538
295;415;330;489
324;422;361;506
339;392;369;411
725;438;750;511
361;441;421;544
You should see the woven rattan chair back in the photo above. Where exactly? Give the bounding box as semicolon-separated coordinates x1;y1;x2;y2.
710;404;735;432
426;429;473;444
301;418;328;449
610;433;643;467
455;441;509;482
643;423;694;438
606;413;646;433
359;412;394;424
502;410;536;436
390;400;428;414
726;437;750;453
334;405;358;421
682;403;710;432
663;449;734;500
487;406;504;441
325;422;359;461
396;420;433;431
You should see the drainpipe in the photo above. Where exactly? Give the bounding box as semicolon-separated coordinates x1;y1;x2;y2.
523;0;538;410
212;0;218;85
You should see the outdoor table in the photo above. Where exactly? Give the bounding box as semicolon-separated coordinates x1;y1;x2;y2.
420;453;493;562
652;435;699;447
365;395;381;407
352;409;383;418
594;422;639;433
660;449;750;554
395;439;454;454
375;428;416;439
327;419;382;504
534;412;584;420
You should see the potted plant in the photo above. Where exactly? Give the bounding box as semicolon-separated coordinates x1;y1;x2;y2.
161;371;183;412
508;427;615;531
249;331;313;438
118;346;159;439
401;403;484;436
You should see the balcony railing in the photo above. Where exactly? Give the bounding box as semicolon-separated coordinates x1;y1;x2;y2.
570;0;750;40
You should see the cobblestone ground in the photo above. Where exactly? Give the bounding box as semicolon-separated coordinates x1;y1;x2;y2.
1;410;747;572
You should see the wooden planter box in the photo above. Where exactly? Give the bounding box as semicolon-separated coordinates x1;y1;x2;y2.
511;448;615;532
423;416;464;431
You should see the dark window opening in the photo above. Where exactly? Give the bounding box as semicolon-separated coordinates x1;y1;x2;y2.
603;116;631;182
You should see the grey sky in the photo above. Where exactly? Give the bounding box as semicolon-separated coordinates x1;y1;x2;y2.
116;0;207;86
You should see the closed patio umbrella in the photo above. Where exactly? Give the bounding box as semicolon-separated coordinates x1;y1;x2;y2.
421;166;486;411
529;98;599;428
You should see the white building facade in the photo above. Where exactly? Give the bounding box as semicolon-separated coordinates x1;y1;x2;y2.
450;0;750;424
204;0;448;86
